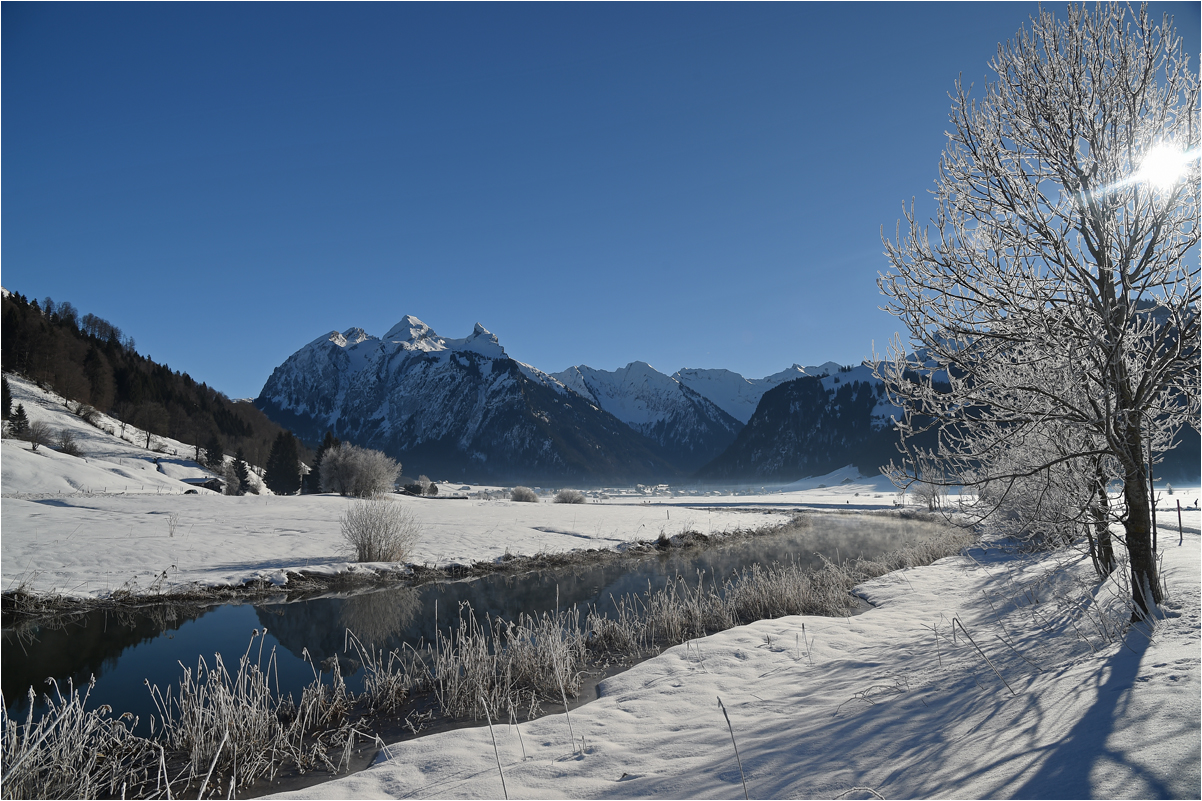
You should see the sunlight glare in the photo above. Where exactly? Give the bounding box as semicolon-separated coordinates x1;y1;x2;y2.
1138;144;1191;191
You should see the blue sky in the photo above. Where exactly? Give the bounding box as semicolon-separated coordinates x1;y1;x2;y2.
4;2;1199;399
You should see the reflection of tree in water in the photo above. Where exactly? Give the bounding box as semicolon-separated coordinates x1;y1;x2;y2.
339;587;421;648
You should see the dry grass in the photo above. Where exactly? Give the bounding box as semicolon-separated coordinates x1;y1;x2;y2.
1;679;155;799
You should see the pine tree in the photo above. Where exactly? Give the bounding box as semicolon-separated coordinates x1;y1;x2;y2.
1;376;10;420
264;431;301;495
234;448;252;496
305;430;340;494
204;432;224;470
10;403;29;438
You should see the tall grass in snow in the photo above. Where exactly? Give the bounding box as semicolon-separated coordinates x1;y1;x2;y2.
1;679;155;799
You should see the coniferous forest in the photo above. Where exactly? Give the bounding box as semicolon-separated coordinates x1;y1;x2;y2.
1;290;309;469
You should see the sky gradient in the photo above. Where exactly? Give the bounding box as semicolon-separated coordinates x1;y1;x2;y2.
4;2;1199;399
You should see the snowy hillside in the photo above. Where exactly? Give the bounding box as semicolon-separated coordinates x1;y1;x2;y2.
0;374;263;496
551;362;741;472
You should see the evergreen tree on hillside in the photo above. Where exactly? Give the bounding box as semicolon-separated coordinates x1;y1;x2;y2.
2;376;10;420
264;431;301;495
10;404;29;438
204;432;225;470
305;430;340;494
234;449;252;496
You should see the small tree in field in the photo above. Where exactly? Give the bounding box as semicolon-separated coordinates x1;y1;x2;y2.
511;486;538;503
264;431;301;495
320;442;401;498
27;420;53;452
9;404;30;439
305;430;340;494
554;488;586;504
877;3;1199;616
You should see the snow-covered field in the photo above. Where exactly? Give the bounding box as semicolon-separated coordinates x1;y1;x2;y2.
1;375;800;599
3;372;1199;800
271;524;1201;800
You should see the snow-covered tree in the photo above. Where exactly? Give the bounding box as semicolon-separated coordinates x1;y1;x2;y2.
877;4;1199;616
305;430;340;494
319;442;401;498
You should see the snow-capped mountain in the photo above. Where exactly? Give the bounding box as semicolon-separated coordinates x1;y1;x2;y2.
695;365;905;482
256;318;676;484
550;362;742;472
672;364;821;424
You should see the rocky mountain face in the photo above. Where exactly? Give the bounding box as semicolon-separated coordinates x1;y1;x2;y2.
550;362;742;473
255;318;676;485
695;365;904;483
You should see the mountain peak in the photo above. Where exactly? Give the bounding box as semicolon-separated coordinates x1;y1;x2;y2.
448;322;505;358
383;315;435;343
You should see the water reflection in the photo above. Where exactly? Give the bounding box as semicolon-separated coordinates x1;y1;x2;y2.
5;512;942;729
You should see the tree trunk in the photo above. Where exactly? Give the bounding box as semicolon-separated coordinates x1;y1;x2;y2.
1123;457;1161;618
1092;465;1116;578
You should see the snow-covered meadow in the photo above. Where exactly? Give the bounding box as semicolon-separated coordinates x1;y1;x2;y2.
3;372;1199;799
0;375;806;600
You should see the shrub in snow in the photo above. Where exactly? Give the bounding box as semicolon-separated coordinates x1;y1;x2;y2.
554;489;586;504
27;420;53;452
56;429;83;458
511;486;538;503
340;497;420;562
320;442;401;498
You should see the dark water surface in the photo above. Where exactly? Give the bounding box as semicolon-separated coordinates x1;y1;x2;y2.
4;512;935;731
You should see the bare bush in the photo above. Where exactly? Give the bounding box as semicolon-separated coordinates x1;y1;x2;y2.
77;406;102;426
320;443;401;498
554;488;586;504
340;497;421;562
55;429;84;458
510;486;538;503
26;420;53;452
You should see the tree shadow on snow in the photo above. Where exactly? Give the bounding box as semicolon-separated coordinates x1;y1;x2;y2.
1009;624;1171;800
